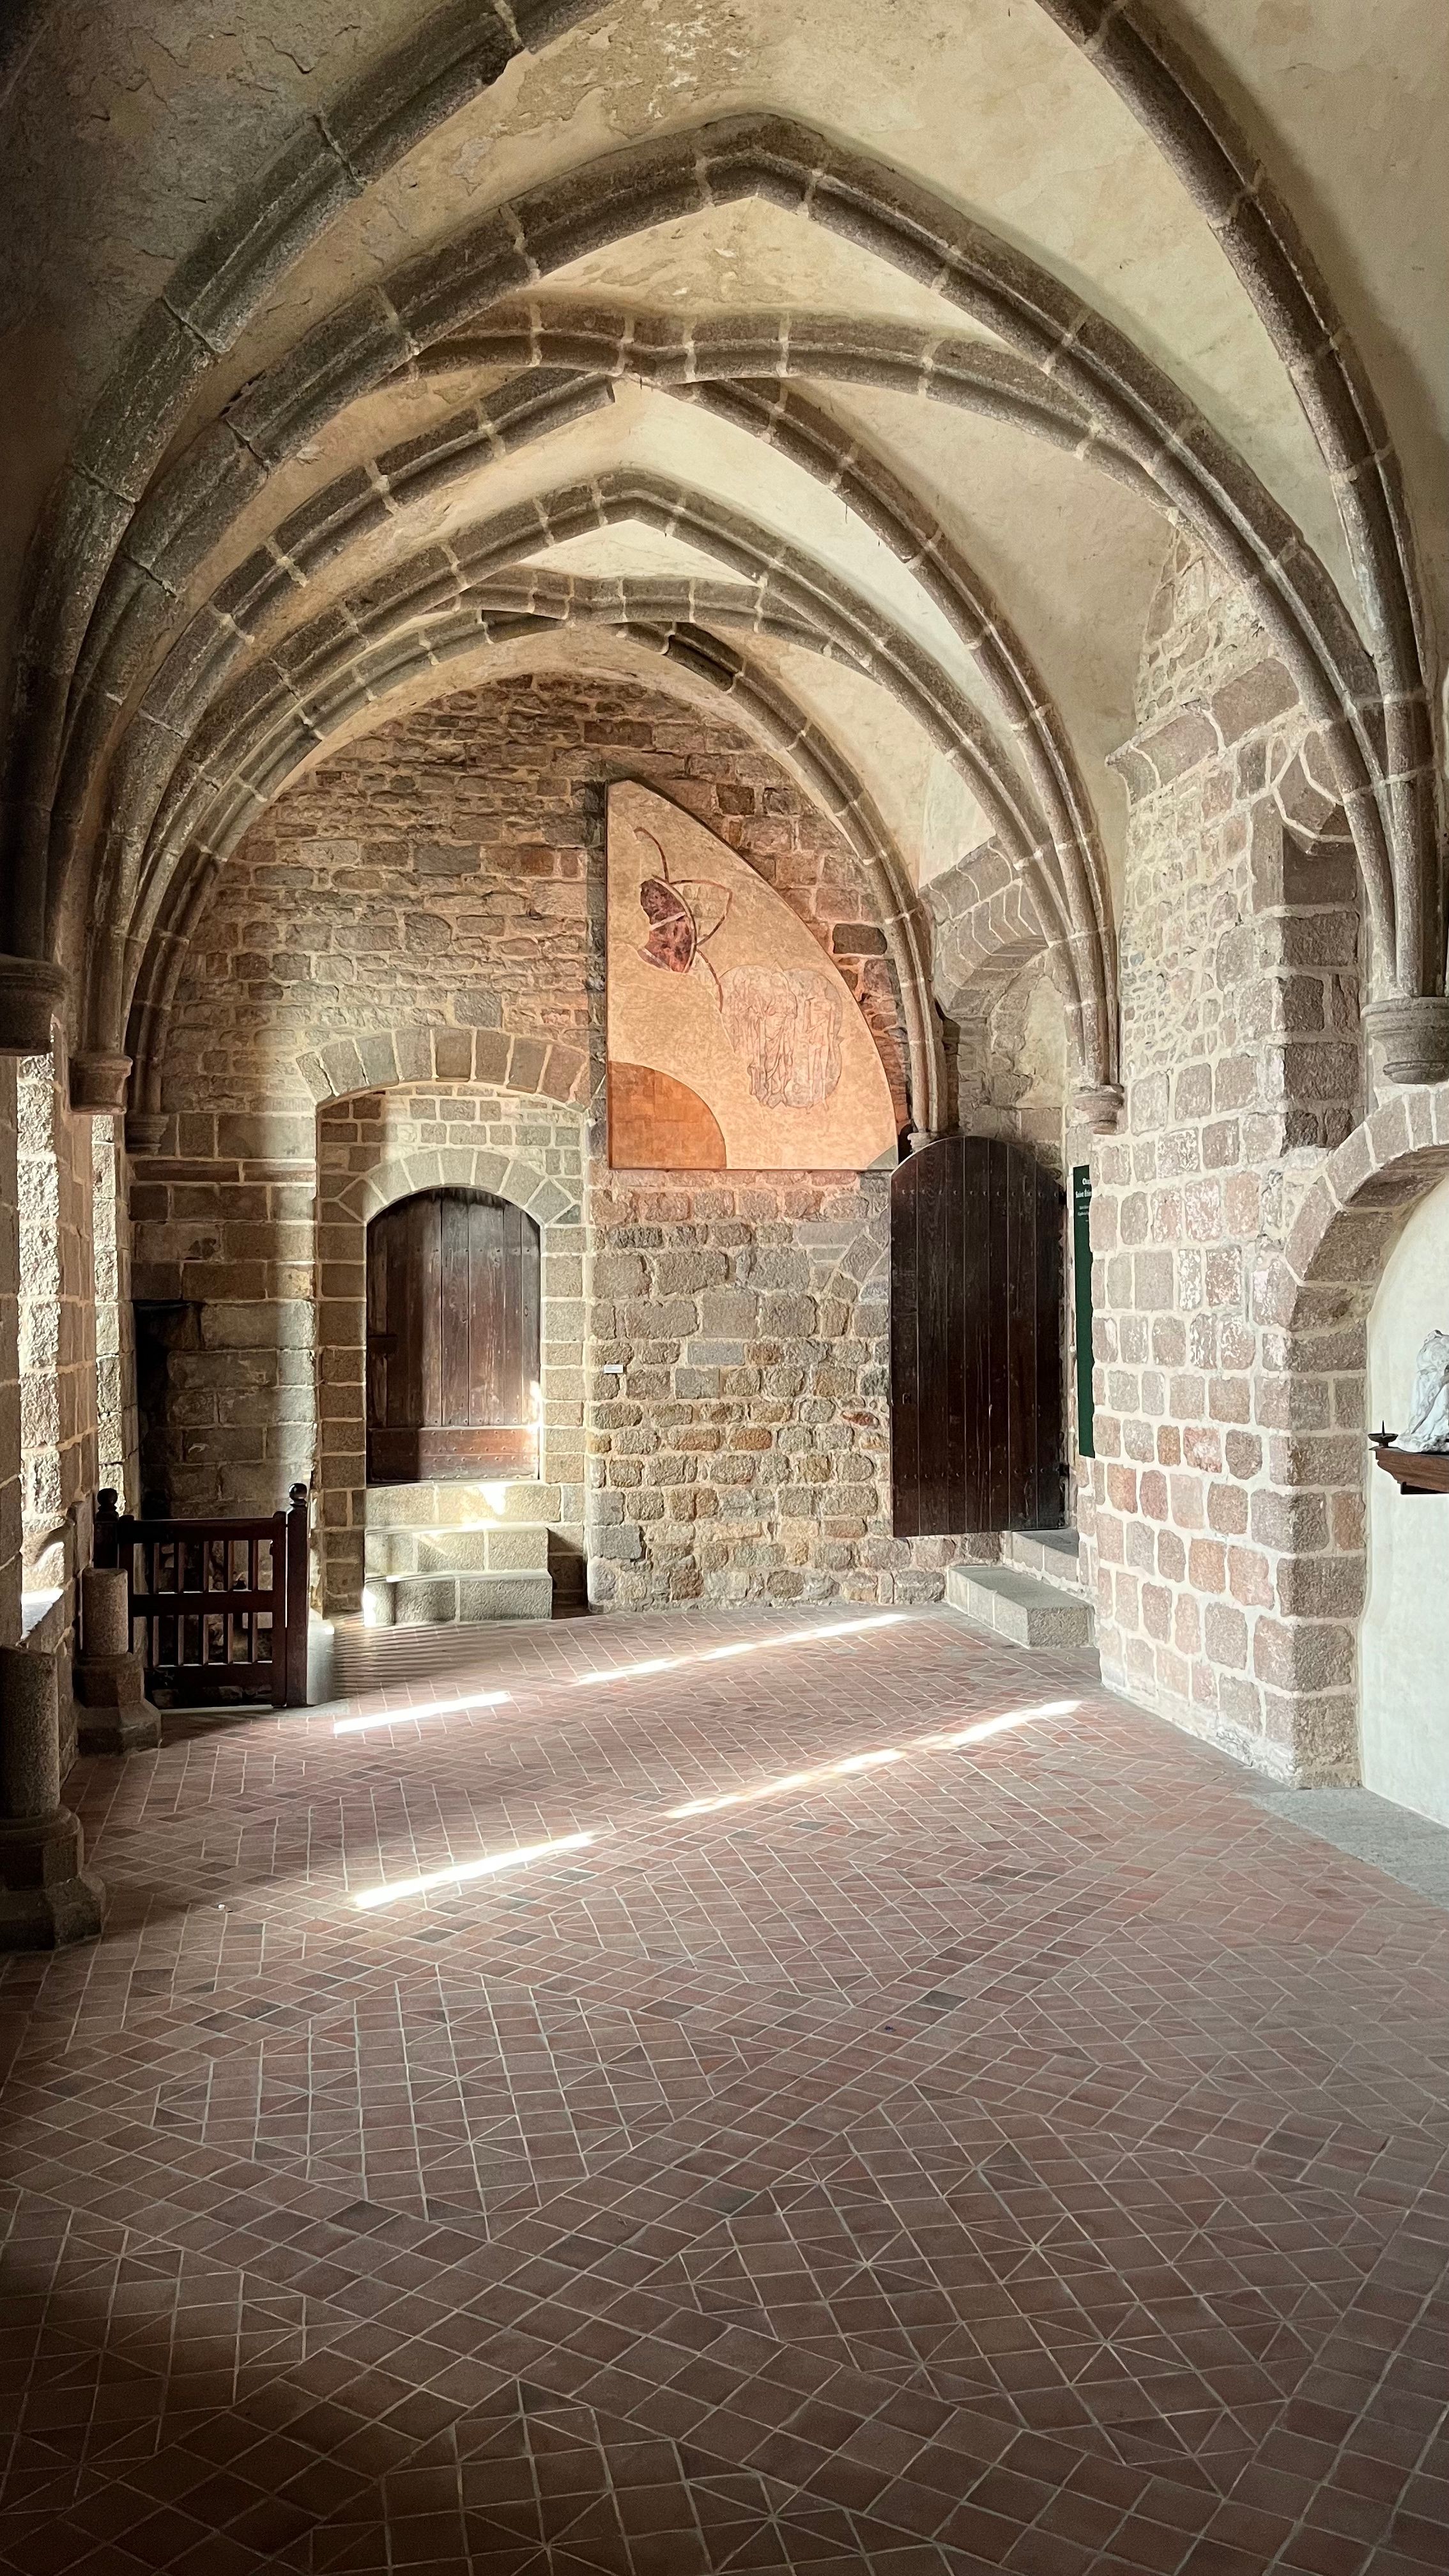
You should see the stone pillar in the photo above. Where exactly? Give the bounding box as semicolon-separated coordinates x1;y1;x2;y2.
0;1645;104;1948
73;1565;160;1755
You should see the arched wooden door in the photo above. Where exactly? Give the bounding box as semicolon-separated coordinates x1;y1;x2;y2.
366;1190;540;1483
891;1135;1064;1535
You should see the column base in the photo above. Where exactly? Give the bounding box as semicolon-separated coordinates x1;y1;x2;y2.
0;1809;105;1949
75;1653;162;1756
76;1703;162;1757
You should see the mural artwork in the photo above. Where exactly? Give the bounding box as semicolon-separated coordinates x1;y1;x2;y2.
606;781;898;1171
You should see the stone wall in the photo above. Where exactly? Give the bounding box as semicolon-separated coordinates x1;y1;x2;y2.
126;585;1412;1701
588;1171;985;1609
128;1149;315;1517
156;675;910;1131
26;553;1422;1751
134;671;937;1602
16;1046;98;1603
92;1117;137;1509
1085;535;1367;1778
0;1062;19;1646
926;841;1065;1160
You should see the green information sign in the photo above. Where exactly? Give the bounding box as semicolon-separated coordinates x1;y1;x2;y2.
1073;1164;1095;1460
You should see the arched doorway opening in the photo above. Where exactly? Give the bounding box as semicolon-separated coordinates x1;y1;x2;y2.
365;1188;540;1484
1361;1170;1449;1822
1261;1094;1449;1789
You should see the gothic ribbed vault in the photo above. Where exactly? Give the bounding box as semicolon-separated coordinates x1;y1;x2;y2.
1;0;1445;1114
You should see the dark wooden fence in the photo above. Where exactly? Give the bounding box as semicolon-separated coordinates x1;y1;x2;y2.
95;1485;310;1708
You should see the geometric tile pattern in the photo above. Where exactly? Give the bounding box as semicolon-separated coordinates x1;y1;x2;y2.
2;1605;1448;2572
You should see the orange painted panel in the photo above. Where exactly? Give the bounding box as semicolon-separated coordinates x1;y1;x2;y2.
606;779;897;1171
608;1062;726;1170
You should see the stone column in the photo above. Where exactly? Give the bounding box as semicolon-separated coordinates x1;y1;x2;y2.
0;1645;104;1948
73;1565;160;1755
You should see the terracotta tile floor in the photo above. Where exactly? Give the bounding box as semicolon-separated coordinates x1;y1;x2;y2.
3;1604;1449;2574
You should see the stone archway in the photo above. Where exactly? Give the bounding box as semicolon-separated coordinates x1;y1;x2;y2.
315;1092;585;1616
1254;1087;1449;1781
125;1011;591;1156
300;1023;590;1119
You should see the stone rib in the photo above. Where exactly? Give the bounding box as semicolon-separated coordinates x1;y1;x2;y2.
24;114;1426;1036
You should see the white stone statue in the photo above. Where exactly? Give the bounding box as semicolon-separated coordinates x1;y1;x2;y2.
1393;1328;1449;1453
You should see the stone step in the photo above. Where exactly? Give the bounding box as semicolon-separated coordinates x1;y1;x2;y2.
377;1570;553;1629
364;1478;562;1529
365;1522;551;1577
1002;1527;1085;1594
946;1564;1096;1654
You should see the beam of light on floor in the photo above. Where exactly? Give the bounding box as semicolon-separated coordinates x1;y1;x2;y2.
571;1655;684;1687
333;1687;512;1738
666;1699;1078;1819
332;1614;913;1738
352;1830;595;1910
669;1745;907;1820
571;1611;908;1689
923;1699;1081;1750
671;1768;818;1818
346;1698;1080;1910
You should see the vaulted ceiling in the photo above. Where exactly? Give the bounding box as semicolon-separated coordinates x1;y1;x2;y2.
1;0;1445;1131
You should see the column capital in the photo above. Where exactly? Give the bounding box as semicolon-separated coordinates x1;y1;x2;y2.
1365;995;1449;1086
125;1111;169;1156
70;1052;132;1113
1074;1084;1124;1136
0;955;69;1055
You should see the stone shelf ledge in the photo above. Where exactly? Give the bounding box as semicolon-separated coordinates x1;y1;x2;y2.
1370;1437;1449;1497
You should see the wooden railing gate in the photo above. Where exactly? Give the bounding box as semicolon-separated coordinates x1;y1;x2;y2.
95;1485;310;1709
